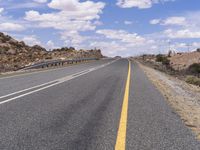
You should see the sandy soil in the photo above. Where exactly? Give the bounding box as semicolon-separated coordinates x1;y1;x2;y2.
138;61;200;140
170;51;200;70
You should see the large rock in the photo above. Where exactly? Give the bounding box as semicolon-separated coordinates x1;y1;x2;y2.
7;49;17;55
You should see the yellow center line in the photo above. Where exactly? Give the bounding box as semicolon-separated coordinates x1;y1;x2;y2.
115;59;131;150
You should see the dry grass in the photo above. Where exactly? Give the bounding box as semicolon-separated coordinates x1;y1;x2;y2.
186;76;200;86
138;61;200;140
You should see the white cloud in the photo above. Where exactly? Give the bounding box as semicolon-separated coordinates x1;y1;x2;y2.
25;0;105;35
90;41;128;56
23;35;41;46
93;20;103;26
96;29;145;44
24;0;105;49
3;0;199;56
46;40;55;50
0;23;25;31
124;20;133;25
33;0;48;3
164;42;200;52
151;11;200;40
164;29;200;39
89;38;160;56
0;7;4;14
150;19;160;24
60;30;88;47
192;42;200;48
150;12;200;28
175;43;187;48
163;17;186;26
116;0;175;9
150;17;186;26
117;0;153;9
186;11;200;29
48;0;105;12
92;29;161;56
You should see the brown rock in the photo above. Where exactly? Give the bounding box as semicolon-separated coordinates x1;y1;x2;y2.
0;32;103;72
7;49;17;55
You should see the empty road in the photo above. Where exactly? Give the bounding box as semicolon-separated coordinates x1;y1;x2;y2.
0;59;200;150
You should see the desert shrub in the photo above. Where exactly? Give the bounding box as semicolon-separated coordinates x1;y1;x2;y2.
161;57;170;66
156;54;170;66
187;63;200;77
69;47;75;50
156;54;164;62
197;48;200;52
185;76;200;86
45;56;52;59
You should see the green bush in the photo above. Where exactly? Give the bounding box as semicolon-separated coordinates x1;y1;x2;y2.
156;54;164;62
162;57;170;66
156;54;170;66
185;76;200;86
187;63;200;77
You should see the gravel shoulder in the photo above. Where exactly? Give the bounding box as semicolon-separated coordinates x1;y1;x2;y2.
137;61;200;140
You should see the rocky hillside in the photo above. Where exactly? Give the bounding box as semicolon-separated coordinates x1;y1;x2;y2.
136;50;200;71
50;47;103;60
0;32;103;72
169;51;200;70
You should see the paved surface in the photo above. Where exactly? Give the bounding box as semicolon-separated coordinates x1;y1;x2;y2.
0;59;112;96
0;59;200;149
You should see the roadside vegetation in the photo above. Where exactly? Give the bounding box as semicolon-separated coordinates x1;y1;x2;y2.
187;63;200;77
139;63;200;140
135;49;200;87
185;76;200;86
155;54;171;68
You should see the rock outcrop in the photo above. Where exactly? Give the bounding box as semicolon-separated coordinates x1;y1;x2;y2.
169;51;200;70
50;47;103;60
0;32;103;72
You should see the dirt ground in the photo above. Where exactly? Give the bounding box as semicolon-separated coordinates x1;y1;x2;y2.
138;61;200;140
169;51;200;70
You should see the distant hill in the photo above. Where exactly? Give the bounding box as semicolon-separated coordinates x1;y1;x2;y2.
0;32;103;72
169;51;200;70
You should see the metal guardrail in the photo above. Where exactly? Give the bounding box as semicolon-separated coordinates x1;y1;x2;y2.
20;58;99;70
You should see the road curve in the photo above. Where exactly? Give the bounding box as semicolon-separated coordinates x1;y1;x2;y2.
0;59;199;149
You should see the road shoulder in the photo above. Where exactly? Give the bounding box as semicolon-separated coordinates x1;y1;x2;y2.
138;61;200;140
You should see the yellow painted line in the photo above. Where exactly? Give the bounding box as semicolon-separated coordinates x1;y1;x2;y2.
115;59;131;150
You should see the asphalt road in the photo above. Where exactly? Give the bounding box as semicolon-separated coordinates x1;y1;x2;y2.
0;59;200;149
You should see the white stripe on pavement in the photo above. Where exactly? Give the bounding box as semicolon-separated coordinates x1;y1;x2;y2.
0;59;119;105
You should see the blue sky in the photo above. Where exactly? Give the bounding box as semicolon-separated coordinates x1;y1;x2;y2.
0;0;200;56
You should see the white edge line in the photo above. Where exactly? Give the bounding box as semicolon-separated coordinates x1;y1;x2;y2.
0;80;58;99
0;59;108;80
0;60;115;99
0;59;119;105
0;65;74;80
